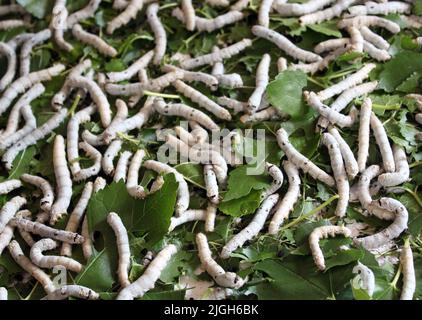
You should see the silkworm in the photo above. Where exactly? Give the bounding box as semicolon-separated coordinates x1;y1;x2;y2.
20;174;54;212
356;97;372;172
117;244;177;300
14;210;35;247
328;127;359;179
0;179;22;195
0;222;14;255
126;149;147;199
150;175;164;193
378;145;409;187
217;96;246;114
42;285;99;300
196;233;245;288
67;0;102;28
0;4;27;16
347;1;410;17
371;112;395;173
221;194;279;259
316;63;375;101
162;65;219;90
93;177;107;193
277;57;288;72
0;287;7;300
322;133;349;217
0;42;17;91
189;121;209;144
30;238;83;273
338;16;401;34
61;182;93;257
10;218;84;244
363;40;391;61
50;0;73;51
113;0;129;9
400;242;415;300
173;80;231;120
248;53;271;114
20;29;51;76
314;38;350;54
276;128;335;186
352;262;375;297
0;20;29;30
205;0;230;6
2;108;67;170
354;198;408;250
305;91;358;128
6;33;35;50
0;196;26;234
205;204;217;233
74;142;102;181
154;97;219;130
274;0;335;16
181;0;196;31
180;39;252;70
50;135;72;225
204;165;219;205
72;24;117;57
168;209;206;232
261;163;284;200
258;0;274;28
108;212;130;288
252;25;322;63
299;0;357;26
143;160;190;216
114;151;133;182
347;26;363;53
359;26;390;50
309;225;352;271
106;50;154;82
8;240;55;294
102;140;123;176
107;0;144;34
0;64;65;116
240;107;280;123
146;3;166;65
231;0;250;10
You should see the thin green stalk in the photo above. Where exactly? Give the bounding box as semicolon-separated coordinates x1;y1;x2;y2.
143;90;180;99
307;76;325;88
409;161;422;169
372;104;401;111
68;94;81;117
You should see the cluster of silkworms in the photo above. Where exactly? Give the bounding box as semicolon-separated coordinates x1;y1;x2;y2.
0;0;419;301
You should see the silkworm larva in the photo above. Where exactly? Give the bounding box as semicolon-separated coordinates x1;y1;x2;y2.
73;142;102;181
117;244;178;300
217;96;246;114
248;53;271;114
261;163;284;199
357;97;372;172
252;25;322;63
371;112;395;172
0;19;29;30
162;65;219;91
338;16;401;34
205;0;230;6
309;225;352;270
205;204;217;233
20;29;51;76
328;127;359;179
181;0;196;31
50;0;73;52
274;0;335;16
258;0;274;28
126;149;147;199
231;0;250;11
0;179;22;195
0;224;14;255
363;40;391;61
67;0;102;28
400;242;415;300
204;165;219;205
102;140;123;176
0;42;17;91
0;287;7;300
14;210;35;247
147;3;166;65
378;145;409;187
42;285;99;300
276;128;335;186
0;4;27;16
106;0;144;34
347;26;363;53
347;1;410;17
221;194;279;259
72;24;117;57
113;151;133;183
314;38;350;54
352;262;375;297
20;174;54;212
106;50;154;82
113;0;129;9
359;26;390;50
168;209;206;232
299;0;357;26
0;196;26;234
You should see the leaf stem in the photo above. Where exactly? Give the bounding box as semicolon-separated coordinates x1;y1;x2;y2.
372;104;401;111
68;94;81;117
143;90;180;99
307;76;325;88
409;160;422;168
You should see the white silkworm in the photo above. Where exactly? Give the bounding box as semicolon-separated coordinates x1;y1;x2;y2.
0;42;16;91
258;0;274;28
21;174;54;212
0;20;29;30
0;196;26;234
357;97;372;172
180;39;252;70
162;65;219;90
93;177;106;193
221;194;279;259
205;0;230;6
42;285;99;300
252;25;321;63
150;176;164;193
143;160;190;216
147;3;166;65
72;24;117;57
363;40;391;61
30;238;83;273
210;47;243;88
299;0;356;26
0;287;7;300
349;180;382;203
205;204;217;233
117;244;177;300
268;161;301;235
355;198;408;250
378;145;409;187
107;0;144;34
67;0;102;28
276;128;335;186
347;27;363;53
274;0;335;16
173;80;231;121
316;63;375;101
2;108;67;170
261;163;284;199
309;225;352;271
65;76;111;127
8;240;55;294
277;57;288;72
154;97;219;130
322;133;349;217
7;33;35;50
371;112;395;172
400;242;415;300
15;210;35;247
196;233;245;288
231;0;250;10
144;69;184;92
347;1;410;17
0;4;27;16
108;212;130;288
73;142;102;181
106;50;154;82
126;149;147;199
10;218;84;243
0;223;14;255
61;182;93;257
217;96;246;114
50;135;72;225
0;64;65;116
0;179;22;195
67;105;96;176
352;262;375;297
314;38;349;54
181;0;196;31
204;165;219;205
190;121;209;144
103;140;123;175
114;151;133;182
168;209;206;232
359;26;390;50
305;91;358;128
338;16;401;34
20;29;51;76
82;217;91;259
50;0;73;52
328;127;359;179
113;0;129;9
248;54;271;114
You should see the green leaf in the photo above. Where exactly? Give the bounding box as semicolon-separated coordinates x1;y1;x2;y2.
17;0;54;19
399;193;422;237
160;251;196;284
8;146;37;179
142;290;186;300
105;59;126;72
308;22;342;38
219;189;263;217
325;249;364;271
414;257;422;299
174;163;205;189
267;70;308;118
413;0;422;16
